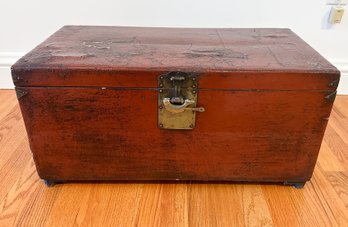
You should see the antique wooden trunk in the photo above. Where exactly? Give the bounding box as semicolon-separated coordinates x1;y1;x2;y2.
12;26;340;187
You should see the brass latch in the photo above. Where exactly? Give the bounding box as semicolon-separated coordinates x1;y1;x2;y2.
158;71;205;130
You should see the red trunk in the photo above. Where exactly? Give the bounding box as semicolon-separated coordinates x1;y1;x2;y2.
11;26;340;187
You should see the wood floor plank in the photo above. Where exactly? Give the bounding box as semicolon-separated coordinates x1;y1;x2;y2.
136;184;188;227
317;141;345;172
0;140;32;205
332;97;348;119
329;108;348;145
0;159;40;226
14;183;61;227
238;185;273;226
188;184;244;226
0;91;347;226
309;165;348;226
43;185;93;226
324;124;348;172
0;105;27;169
325;171;348;209
262;186;301;226
0;103;30;205
0;90;17;120
44;183;144;227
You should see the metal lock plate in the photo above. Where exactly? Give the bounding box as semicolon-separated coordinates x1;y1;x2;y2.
158;71;204;130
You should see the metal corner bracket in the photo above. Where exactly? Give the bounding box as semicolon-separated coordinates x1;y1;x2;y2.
15;87;28;100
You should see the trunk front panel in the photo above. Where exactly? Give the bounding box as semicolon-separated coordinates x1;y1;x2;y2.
17;87;334;182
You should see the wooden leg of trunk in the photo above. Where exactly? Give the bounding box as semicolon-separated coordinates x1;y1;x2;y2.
43;179;56;187
283;181;306;189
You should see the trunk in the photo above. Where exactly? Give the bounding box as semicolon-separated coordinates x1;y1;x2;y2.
12;26;340;187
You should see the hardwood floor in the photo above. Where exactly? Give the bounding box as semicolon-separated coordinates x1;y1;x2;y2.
0;89;347;227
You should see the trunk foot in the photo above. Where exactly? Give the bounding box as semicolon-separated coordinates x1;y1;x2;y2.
284;181;306;189
43;179;56;187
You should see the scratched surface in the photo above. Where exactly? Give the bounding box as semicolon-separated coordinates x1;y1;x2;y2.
13;26;336;72
11;26;340;88
10;26;340;184
18;88;334;182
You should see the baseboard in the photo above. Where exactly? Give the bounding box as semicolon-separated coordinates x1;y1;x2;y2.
1;52;348;94
0;52;24;67
0;52;25;89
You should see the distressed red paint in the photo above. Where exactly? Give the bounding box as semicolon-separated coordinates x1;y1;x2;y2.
11;26;340;187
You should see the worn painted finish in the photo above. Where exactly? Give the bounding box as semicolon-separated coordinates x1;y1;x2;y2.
11;26;340;185
12;26;339;89
11;69;340;90
17;87;334;182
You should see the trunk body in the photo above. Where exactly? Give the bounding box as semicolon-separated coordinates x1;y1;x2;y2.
12;26;340;185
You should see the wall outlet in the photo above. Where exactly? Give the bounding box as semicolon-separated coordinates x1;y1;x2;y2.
329;6;345;23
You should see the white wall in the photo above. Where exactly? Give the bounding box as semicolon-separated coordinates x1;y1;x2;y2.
1;0;348;93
